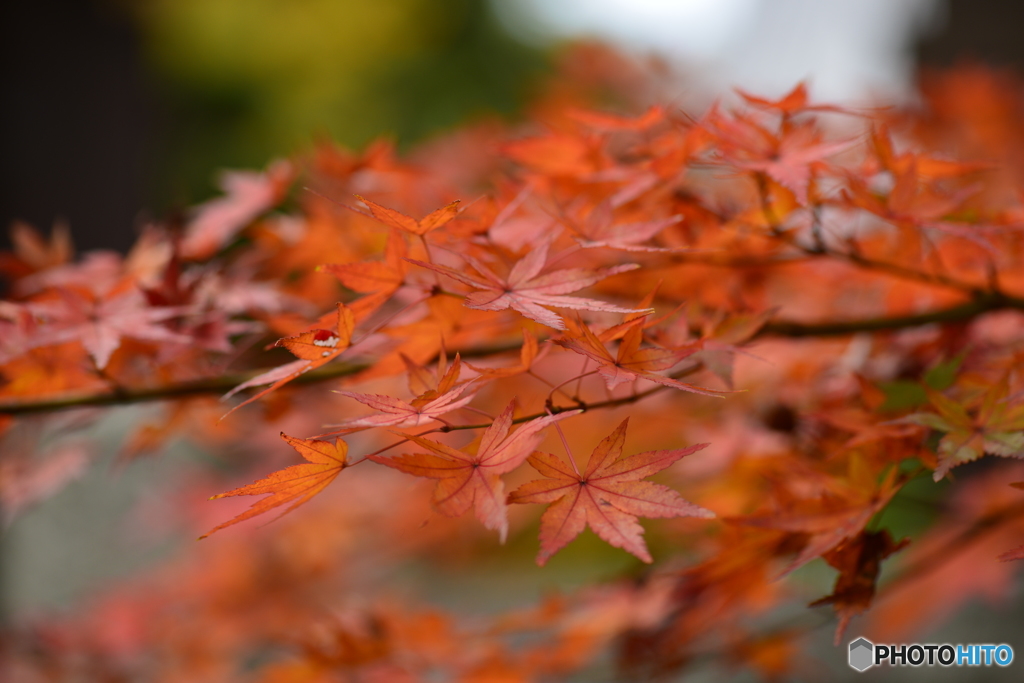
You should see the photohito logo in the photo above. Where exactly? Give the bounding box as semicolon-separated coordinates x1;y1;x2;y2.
848;637;1014;671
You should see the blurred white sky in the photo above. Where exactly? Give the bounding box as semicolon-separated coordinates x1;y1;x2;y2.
493;0;943;102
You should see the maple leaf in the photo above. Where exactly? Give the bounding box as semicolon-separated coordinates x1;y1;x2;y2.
319;228;408;296
501;132;600;176
464;329;543;380
508;419;713;565
3;220;73;274
569;201;686;252
200;433;348;538
735;82;851;116
221;303;355;418
407;240;645;330
180;160;292;260
370;401;581;541
332;353;478;428
843;158;989;247
355;195;461;236
565;104;666;132
810;530;909;644
29;285;191;369
735;464;901;575
703;107;855;204
897;382;1024;481
555;317;723;397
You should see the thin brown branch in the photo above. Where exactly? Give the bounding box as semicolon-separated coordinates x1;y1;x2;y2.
0;361;371;417
878;496;1024;597
757;292;1024;338
438;365;705;433
4;292;1024;416
751;171;988;295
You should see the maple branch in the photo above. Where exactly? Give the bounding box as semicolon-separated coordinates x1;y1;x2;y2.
757;292;1024;338
751;172;989;295
0;339;522;416
4;291;1024;417
438;366;703;433
878;496;1024;597
0;360;373;416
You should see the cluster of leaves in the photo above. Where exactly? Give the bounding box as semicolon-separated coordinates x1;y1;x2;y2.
4;52;1024;681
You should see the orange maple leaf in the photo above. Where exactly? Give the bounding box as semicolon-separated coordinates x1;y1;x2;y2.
200;433;349;538
735;81;851;116
565;104;665;132
508;419;712;565
369;401;581;541
319;228;408;314
221;302;355;419
356;195;461;236
463;329;543;380
555;317;723;396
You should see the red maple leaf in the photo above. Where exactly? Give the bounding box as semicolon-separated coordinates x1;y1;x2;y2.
370;401;581;540
29;285;190;369
332;353;478;429
407;240;644;330
555;316;723;396
508;419;712;565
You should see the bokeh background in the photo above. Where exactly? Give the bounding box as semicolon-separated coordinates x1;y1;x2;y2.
4;1;1024;680
7;0;1024;255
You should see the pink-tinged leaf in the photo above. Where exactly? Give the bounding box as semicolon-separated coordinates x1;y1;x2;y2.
556;319;724;397
222;360;312;401
29;287;192;369
181;161;292;260
371;401;581;541
331;354;477;428
573;202;688;252
509;419;712;565
407;246;646;330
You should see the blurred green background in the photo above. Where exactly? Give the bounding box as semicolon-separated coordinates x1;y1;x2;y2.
0;0;548;252
139;0;546;205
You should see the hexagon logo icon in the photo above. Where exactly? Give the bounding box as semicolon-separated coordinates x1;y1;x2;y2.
848;637;874;672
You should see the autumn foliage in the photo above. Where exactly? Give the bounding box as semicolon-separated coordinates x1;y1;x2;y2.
5;52;1024;680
